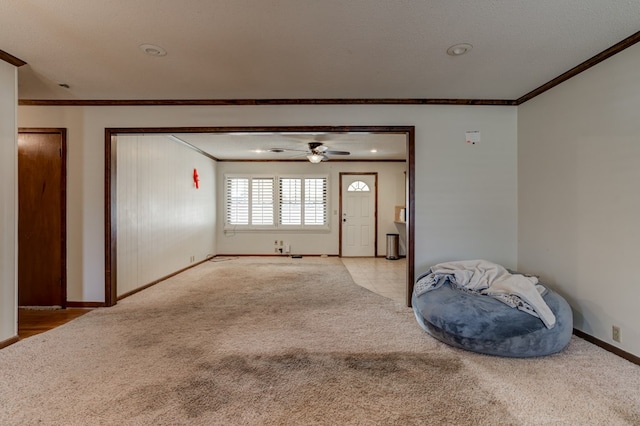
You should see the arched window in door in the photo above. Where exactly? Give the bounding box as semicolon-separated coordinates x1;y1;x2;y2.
347;181;370;192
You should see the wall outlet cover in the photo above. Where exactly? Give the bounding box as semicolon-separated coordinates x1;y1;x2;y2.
612;325;621;342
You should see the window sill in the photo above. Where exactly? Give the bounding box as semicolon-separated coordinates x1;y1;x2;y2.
224;226;330;233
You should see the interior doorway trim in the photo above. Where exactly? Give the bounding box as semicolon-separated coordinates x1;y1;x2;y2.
105;125;415;307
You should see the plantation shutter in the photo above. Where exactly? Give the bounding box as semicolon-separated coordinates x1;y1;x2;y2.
304;178;327;225
279;178;302;225
251;178;274;225
226;177;249;225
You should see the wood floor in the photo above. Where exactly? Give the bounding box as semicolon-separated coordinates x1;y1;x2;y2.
18;308;92;340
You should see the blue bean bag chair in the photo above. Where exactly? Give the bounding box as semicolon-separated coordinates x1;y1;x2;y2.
412;277;573;358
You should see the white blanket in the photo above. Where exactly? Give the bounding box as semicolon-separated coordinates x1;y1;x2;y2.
415;260;556;329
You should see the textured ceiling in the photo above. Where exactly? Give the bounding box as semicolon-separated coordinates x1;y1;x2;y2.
2;0;639;101
170;132;408;161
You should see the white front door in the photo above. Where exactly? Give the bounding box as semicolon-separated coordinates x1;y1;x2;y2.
341;174;376;257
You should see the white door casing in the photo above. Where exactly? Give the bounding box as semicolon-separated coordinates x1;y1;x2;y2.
341;174;377;257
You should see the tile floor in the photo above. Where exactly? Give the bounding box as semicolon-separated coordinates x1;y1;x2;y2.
341;257;407;304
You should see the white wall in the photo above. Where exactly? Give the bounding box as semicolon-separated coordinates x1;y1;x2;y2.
413;107;518;270
0;61;17;343
518;43;640;356
18;104;518;303
216;161;406;256
116;135;216;297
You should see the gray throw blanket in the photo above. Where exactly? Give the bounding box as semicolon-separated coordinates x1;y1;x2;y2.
415;260;556;328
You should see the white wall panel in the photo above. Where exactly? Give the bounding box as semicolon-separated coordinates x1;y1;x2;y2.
519;43;640;357
117;135;216;297
0;61;17;342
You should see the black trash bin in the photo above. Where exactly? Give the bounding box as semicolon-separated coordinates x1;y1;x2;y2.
386;233;399;260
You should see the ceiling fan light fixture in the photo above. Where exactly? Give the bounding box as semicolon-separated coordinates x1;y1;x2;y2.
446;43;472;56
307;154;323;164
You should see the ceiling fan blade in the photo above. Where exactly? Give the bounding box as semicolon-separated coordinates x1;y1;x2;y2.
269;147;307;153
325;150;350;155
290;152;311;159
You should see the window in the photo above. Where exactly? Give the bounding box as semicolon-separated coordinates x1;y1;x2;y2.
279;177;327;226
347;180;370;192
225;177;249;225
279;178;302;225
225;176;274;227
304;178;327;225
225;175;327;230
251;178;275;225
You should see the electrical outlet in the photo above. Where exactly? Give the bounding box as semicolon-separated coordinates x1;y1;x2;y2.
274;247;278;253
612;325;621;342
279;240;283;246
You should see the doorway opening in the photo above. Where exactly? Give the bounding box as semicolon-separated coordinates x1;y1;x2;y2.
105;126;415;306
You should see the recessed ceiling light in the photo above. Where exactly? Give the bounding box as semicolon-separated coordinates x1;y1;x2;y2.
370;149;378;153
139;44;167;57
446;43;473;56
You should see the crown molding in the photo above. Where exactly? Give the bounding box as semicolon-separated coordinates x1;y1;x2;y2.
0;49;27;67
517;30;640;105
18;98;517;106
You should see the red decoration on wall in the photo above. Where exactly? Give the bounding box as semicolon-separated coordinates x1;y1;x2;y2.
193;168;199;189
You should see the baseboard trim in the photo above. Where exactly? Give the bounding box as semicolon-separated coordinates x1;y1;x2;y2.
0;336;19;350
117;259;209;301
573;328;640;366
66;301;106;308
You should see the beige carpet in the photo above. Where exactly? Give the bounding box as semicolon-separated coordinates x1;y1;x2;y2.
1;257;639;425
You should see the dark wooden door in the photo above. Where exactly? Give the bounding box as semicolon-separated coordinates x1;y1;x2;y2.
18;129;66;307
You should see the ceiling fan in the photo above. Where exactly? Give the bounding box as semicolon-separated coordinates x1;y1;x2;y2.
269;141;350;163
